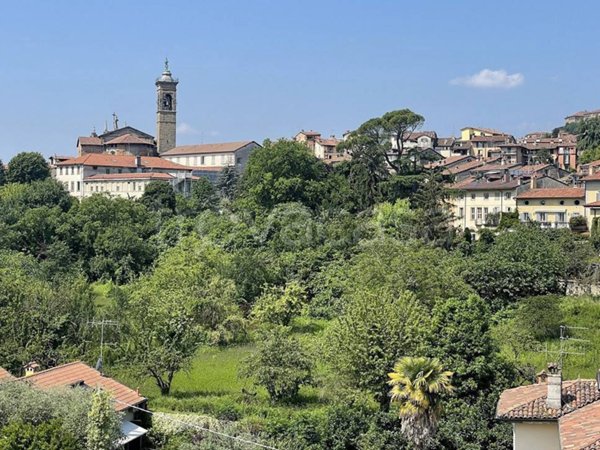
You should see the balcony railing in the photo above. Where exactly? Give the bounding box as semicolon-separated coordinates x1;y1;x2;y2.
538;221;569;229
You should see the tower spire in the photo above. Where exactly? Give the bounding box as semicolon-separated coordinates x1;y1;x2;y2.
164;57;170;73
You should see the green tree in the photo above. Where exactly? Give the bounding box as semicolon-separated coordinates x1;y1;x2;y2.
576;118;600;151
326;290;426;406
372;199;418;241
251;281;306;326
140;180;176;214
124;236;242;394
241;326;312;403
411;172;454;248
189;177;219;213
216;166;240;201
238;139;328;211
0;420;78;450
579;146;600;165
86;390;122;450
6;152;50;184
388;356;453;450
0;159;6;186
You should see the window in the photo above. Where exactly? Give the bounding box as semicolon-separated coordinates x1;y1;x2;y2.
575;200;581;205
504;192;511;199
470;208;475;220
476;207;482;220
459;207;464;218
105;169;110;174
201;156;205;165
483;193;489;200
507;207;512;212
116;185;120;192
118;169;122;174
71;167;74;175
557;212;565;223
471;193;476;200
523;212;530;221
70;181;74;191
59;167;63;175
76;181;80;191
495;192;501;199
483;207;488;220
132;182;136;191
493;207;499;213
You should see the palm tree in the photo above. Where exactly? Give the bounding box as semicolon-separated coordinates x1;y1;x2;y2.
388;356;453;450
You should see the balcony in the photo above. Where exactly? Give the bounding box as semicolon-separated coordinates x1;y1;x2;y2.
538;221;569;229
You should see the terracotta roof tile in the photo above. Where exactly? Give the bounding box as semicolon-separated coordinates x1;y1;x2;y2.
161;141;256;156
425;155;471;169
455;179;522;191
516;188;584;199
583;173;600;182
20;361;145;412
472;163;521;172
104;133;154;146
497;380;600;421
0;367;14;381
461;126;507;135
78;136;102;146
85;172;174;181
560;402;600;449
444;159;490;175
57;154;191;171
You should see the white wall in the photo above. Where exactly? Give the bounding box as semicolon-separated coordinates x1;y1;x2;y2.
513;422;560;450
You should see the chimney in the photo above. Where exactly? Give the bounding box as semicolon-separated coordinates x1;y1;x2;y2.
546;363;562;409
135;155;142;171
24;361;40;377
530;174;537;190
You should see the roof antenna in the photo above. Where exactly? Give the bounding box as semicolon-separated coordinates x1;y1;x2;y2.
87;319;119;375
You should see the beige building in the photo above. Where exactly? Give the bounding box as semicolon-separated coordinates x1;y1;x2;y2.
294;130;349;163
516;187;584;228
565;108;600;124
496;365;600;450
54;153;192;199
161;141;260;182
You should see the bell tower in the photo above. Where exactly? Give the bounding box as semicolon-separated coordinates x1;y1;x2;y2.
156;59;178;154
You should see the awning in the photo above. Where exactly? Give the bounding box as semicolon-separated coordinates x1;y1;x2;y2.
117;420;148;445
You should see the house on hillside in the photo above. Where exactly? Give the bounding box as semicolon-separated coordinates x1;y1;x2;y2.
496;364;600;450
0;361;148;449
516;187;584;228
54;153;193;199
160;141;261;183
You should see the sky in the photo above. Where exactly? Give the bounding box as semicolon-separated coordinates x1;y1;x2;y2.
0;0;599;160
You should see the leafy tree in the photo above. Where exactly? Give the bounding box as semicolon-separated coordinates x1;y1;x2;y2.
576;118;600;151
189;177;219;213
216;166;240;201
251;281;306;326
241;326;312;403
372;199;418;241
411;172;454;248
342;109;425;174
0;420;78;450
388;356;453;450
578;146;600;165
140;180;176;214
86;389;122;450
6;152;50;184
326;290;426;406
124;236;242;394
238;139;328;211
0;159;5;186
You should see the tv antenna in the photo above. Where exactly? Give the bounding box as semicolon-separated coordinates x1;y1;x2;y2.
87;319;119;374
539;325;589;369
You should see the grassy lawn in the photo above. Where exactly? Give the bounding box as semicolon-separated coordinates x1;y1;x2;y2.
111;317;332;424
497;296;600;380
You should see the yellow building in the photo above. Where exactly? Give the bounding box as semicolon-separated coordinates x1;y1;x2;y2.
583;174;600;226
460;126;507;142
451;178;524;230
515;188;585;229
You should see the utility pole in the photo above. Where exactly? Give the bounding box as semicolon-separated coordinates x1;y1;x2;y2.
87;319;119;374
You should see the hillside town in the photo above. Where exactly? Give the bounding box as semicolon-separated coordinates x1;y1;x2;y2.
5;2;600;449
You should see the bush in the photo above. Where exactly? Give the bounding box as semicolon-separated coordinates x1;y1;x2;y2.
251;282;306;326
569;215;588;231
516;295;563;341
240;327;313;403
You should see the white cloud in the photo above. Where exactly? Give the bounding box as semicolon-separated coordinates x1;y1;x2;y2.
450;69;524;89
176;122;200;135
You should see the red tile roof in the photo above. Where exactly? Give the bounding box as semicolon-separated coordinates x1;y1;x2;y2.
470;135;511;143
161;141;256;156
583;173;600;182
78;136;102;146
472;163;521;172
560;402;600;450
317;137;341;147
85;172;174;181
453;179;522;191
297;130;321;137
444;159;489;175
461;126;507;135
516;188;584;199
19;361;145;411
57;154;191;171
425;155;471;169
585;201;600;208
0;367;14;381
104;134;154;146
497;380;600;421
190;166;227;172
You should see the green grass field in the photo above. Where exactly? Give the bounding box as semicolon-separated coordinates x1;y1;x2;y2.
111;317;332;424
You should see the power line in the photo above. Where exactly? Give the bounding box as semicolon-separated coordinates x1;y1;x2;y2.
113;399;279;450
